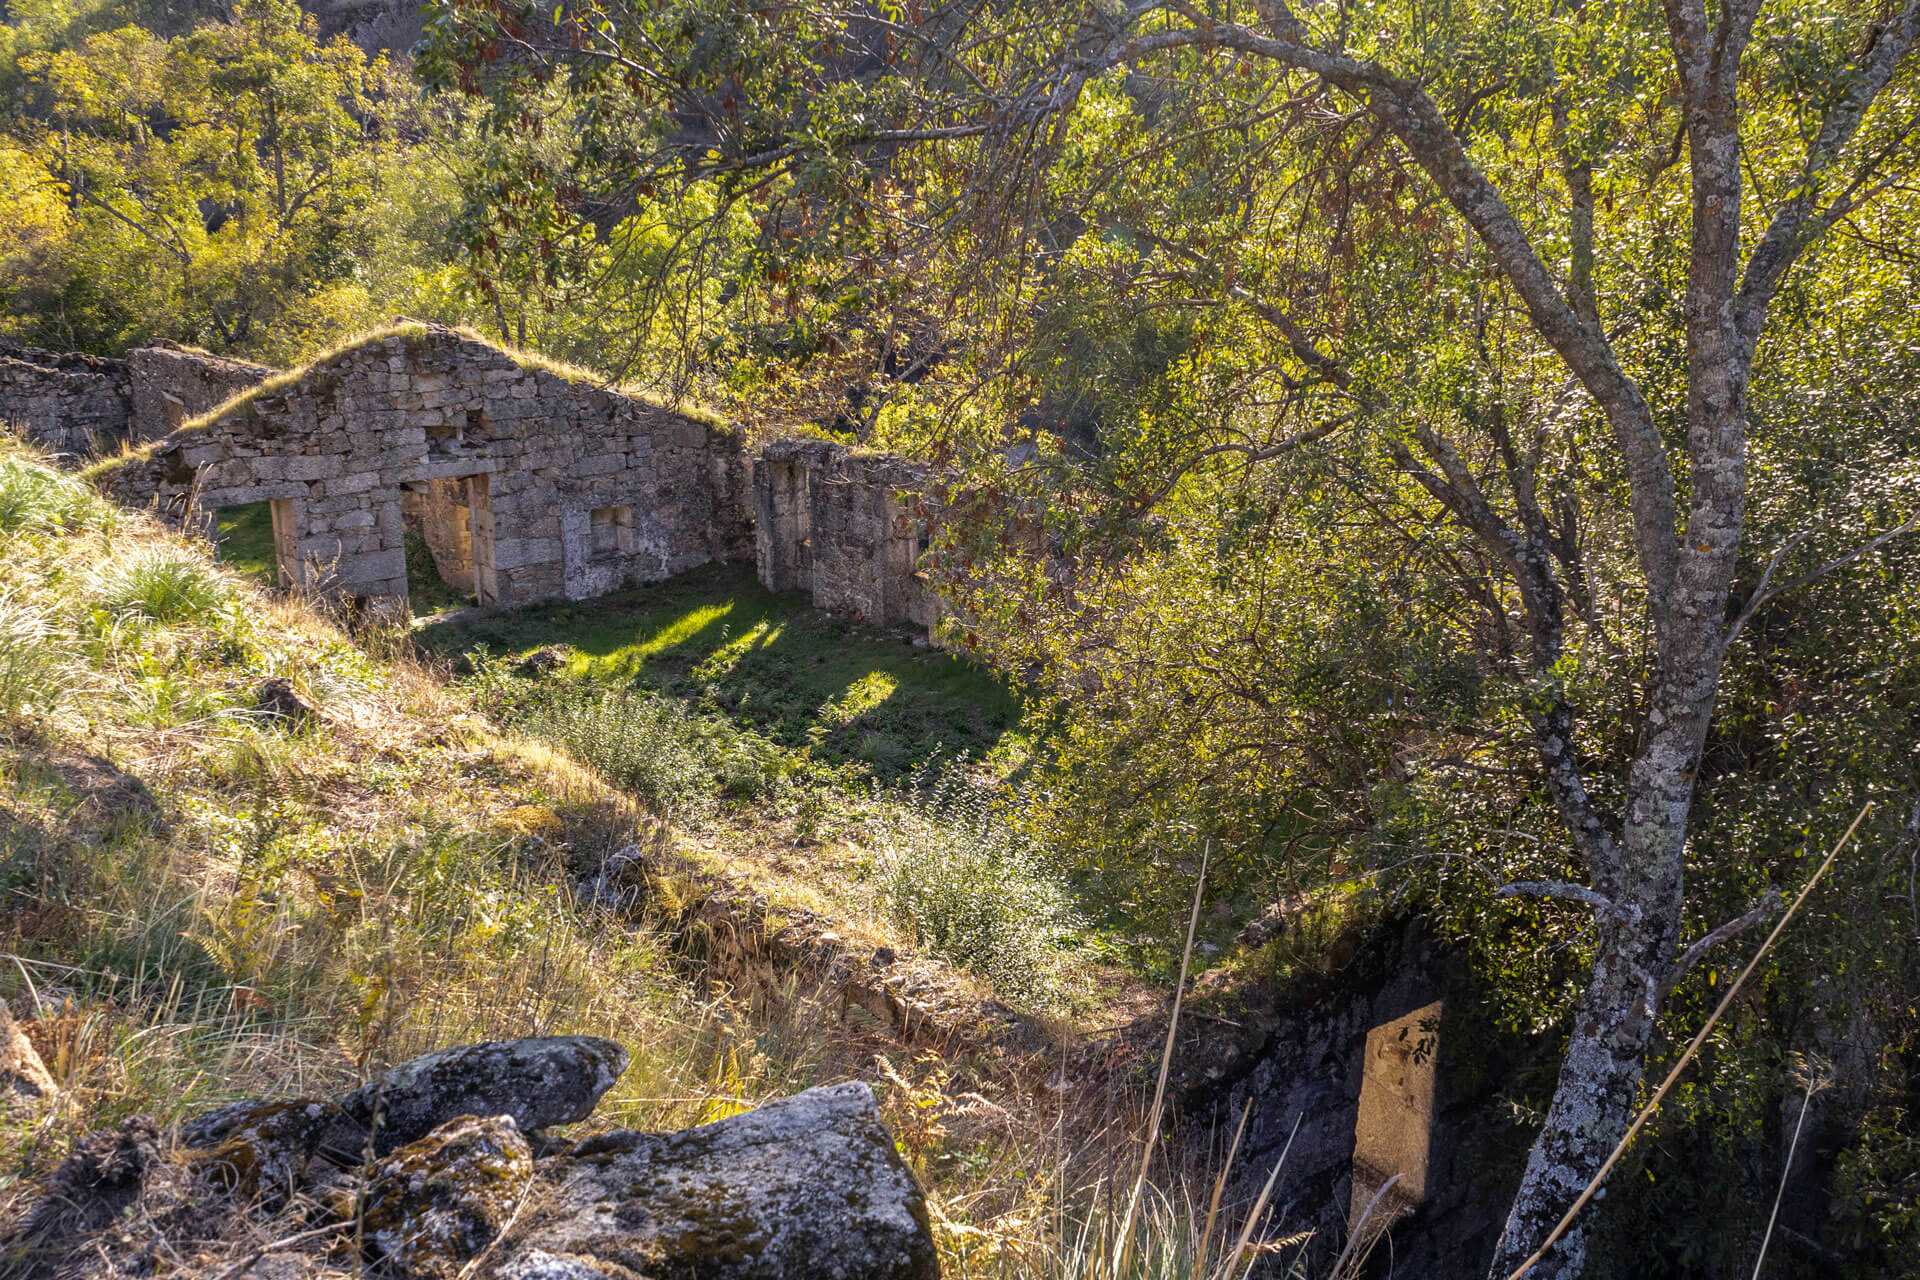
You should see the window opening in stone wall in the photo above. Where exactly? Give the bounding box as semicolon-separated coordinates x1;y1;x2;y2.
590;505;632;557
1349;1000;1442;1252
426;417;463;453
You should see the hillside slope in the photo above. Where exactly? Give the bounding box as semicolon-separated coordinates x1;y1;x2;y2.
0;448;1119;1277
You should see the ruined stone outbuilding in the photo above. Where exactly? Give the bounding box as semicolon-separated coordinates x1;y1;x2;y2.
129;342;277;441
1;338;273;457
756;436;941;632
1;340;134;457
80;322;950;627
97;324;754;612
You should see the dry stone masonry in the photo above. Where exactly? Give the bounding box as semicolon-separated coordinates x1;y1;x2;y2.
97;324;756;612
756;436;941;631
1;338;274;457
0;340;134;457
128;342;275;441
85;322;945;629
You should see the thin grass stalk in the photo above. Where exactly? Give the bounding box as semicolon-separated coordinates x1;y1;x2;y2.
1212;1110;1302;1280
1506;800;1873;1280
1195;1098;1252;1279
1328;1172;1402;1280
1110;842;1209;1280
1749;1075;1817;1280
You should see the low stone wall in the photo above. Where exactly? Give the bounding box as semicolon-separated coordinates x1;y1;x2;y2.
754;437;940;631
128;343;274;443
97;324;752;611
0;341;132;457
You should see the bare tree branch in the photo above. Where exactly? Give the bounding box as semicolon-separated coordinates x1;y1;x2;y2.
1724;516;1920;648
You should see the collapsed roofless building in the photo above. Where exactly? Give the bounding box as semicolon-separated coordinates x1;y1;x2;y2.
81;323;938;628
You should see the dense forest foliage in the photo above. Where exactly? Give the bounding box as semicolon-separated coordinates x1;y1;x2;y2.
5;0;1919;1274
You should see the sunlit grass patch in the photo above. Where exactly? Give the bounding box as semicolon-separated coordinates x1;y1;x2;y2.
213;502;278;586
418;564;1020;781
0;454;118;532
88;546;236;625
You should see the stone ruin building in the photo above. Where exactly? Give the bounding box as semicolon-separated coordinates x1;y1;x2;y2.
76;322;938;628
1;338;272;458
755;437;941;633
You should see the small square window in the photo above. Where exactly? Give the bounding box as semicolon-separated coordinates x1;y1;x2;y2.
590;505;632;557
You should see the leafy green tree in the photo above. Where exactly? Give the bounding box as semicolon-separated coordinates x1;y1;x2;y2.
423;0;1920;1272
2;0;441;355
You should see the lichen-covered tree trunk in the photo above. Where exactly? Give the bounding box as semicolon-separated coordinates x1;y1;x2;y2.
1486;923;1659;1279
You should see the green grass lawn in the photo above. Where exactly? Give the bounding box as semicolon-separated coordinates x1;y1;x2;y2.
414;563;1023;778
213;502;277;587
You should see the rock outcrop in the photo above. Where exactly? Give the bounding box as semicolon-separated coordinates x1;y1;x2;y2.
182;1098;361;1204
2;1037;939;1280
501;1082;938;1280
341;1036;629;1155
361;1115;534;1280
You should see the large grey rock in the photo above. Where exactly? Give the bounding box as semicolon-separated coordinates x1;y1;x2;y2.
180;1098;359;1203
1;997;57;1118
343;1037;629;1154
495;1081;937;1280
361;1114;535;1280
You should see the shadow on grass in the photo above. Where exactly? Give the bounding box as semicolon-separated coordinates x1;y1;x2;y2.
413;563;1022;778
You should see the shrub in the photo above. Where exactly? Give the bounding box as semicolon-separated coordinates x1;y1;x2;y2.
90;546;235;624
513;684;715;816
869;777;1083;1004
0;456;117;532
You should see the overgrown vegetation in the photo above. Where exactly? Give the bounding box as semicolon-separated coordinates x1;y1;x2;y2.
868;776;1084;1005
421;565;1022;780
0;445;1147;1276
7;0;1920;1265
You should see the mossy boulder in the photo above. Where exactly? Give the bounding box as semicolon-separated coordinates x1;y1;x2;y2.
343;1037;629;1154
494;1082;937;1280
361;1114;534;1280
181;1098;358;1204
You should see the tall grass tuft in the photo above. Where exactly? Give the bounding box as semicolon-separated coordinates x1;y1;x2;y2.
868;776;1083;1005
90;546;236;624
0;598;64;720
0;456;117;532
512;683;717;816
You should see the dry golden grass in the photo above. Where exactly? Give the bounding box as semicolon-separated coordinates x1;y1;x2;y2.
1;445;1240;1280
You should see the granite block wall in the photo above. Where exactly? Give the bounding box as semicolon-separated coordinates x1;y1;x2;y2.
0;341;132;457
99;324;753;612
754;437;940;631
128;343;275;443
1;339;274;457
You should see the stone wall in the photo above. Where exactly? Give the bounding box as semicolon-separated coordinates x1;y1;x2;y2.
754;437;939;631
0;341;133;457
97;324;753;611
1170;917;1530;1280
128;343;275;443
1;339;275;457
